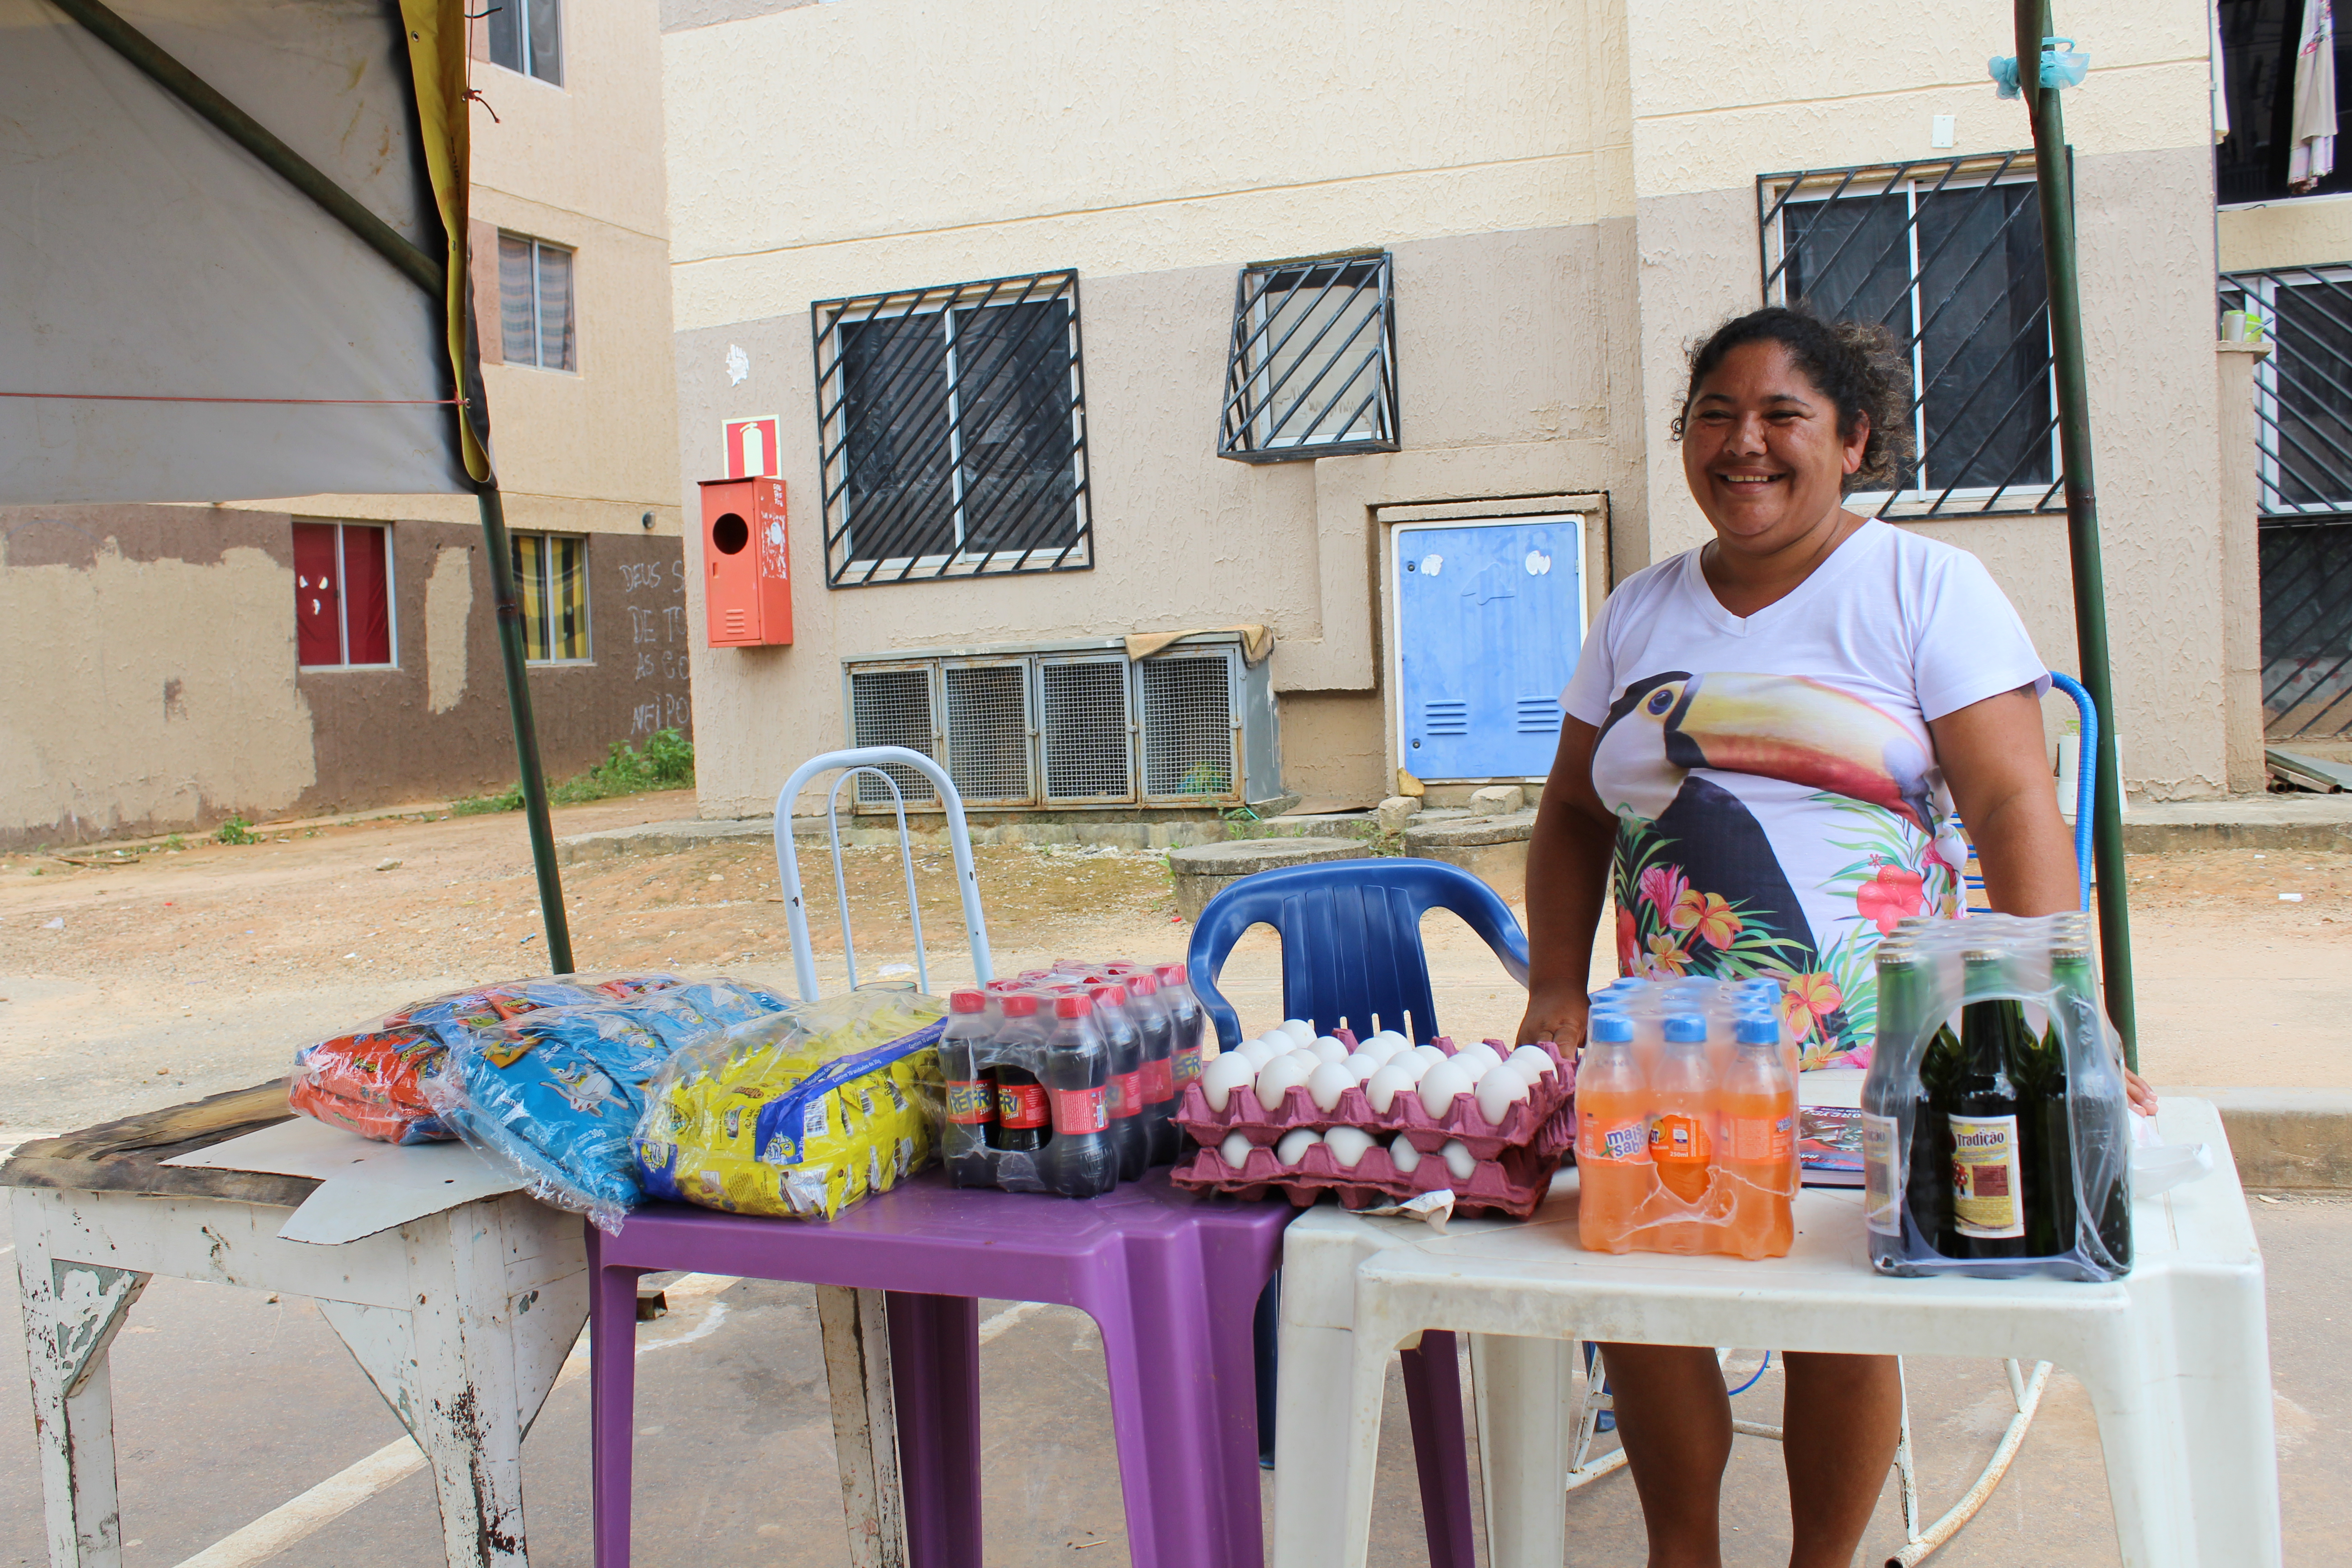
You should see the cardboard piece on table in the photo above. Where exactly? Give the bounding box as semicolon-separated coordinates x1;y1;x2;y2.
163;1117;524;1246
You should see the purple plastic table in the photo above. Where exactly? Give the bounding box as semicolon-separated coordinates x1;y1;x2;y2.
589;1172;1321;1568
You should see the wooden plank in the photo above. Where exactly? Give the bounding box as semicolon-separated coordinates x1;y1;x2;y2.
0;1082;310;1207
816;1284;908;1568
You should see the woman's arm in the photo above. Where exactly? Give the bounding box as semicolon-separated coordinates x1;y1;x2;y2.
1515;716;1619;1046
1930;686;2156;1112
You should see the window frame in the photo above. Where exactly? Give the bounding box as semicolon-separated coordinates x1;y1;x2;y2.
498;232;577;373
812;270;1093;588
2223;265;2352;515
511;530;593;665
294;521;398;672
1758;152;2064;519
485;0;563;88
1218;250;1399;463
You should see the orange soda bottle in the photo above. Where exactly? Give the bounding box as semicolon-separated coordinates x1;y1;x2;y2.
1648;1014;1715;1202
1576;1012;1652;1254
1720;1013;1796;1258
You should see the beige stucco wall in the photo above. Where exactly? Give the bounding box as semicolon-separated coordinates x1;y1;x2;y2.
2218;192;2352;271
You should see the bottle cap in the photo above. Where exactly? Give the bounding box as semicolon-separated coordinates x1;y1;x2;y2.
1123;973;1158;997
1154;961;1188;985
949;990;987;1014
1877;946;1925;968
985;978;1027;992
1961;948;2002;966
1019;969;1055;982
1054;994;1093;1019
1664;1013;1707;1043
1589;1013;1635;1043
1090;985;1126;1009
1735;1014;1779;1045
1000;993;1039;1018
2052;946;2091;962
1607;977;1642;989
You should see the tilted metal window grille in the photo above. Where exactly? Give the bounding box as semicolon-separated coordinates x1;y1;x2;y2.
1759;153;2061;516
1218;251;1398;462
813;270;1092;586
2219;268;2352;515
2256;517;2352;738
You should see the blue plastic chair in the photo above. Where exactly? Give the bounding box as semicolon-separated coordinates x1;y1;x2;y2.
1187;857;1530;1568
1960;671;2097;913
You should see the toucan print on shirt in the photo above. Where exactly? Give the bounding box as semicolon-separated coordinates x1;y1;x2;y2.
1558;520;2052;1071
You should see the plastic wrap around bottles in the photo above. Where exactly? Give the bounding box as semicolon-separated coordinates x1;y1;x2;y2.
1860;912;2132;1283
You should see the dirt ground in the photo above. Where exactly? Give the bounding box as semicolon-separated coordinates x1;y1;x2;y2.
0;793;2345;1132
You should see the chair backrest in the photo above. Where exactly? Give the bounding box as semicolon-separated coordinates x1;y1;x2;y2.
1184;857;1530;1049
2047;671;2097;912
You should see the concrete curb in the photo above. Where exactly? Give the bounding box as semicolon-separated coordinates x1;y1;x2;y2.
554;812;1385;866
2169;1086;2352;1191
2119;798;2352;853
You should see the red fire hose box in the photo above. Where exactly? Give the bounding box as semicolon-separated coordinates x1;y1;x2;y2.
700;476;792;647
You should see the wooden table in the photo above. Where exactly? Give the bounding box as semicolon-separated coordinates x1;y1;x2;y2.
6;1083;588;1568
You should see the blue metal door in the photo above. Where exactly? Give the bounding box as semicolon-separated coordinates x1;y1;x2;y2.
1396;517;1584;779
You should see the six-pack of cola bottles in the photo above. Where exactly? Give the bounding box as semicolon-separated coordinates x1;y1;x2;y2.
938;959;1208;1197
1860;912;2133;1282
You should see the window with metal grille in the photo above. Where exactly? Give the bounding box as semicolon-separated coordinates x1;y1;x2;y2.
814;271;1091;587
485;0;561;86
1219;251;1398;462
2216;0;2352;205
2258;517;2352;737
1760;154;2059;516
1139;654;1234;797
942;663;1034;803
2220;268;2352;514
499;233;574;372
510;532;588;662
847;666;939;802
293;522;394;669
1038;658;1131;800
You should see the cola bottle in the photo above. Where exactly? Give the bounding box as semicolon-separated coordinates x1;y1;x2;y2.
1041;993;1118;1197
1078;984;1149;1181
940;989;999;1187
988;993;1050;1156
1120;972;1181;1166
1153;961;1208;1093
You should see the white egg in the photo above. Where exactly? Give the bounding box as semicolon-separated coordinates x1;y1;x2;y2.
1417;1060;1473;1118
1239;1037;1277;1069
1324;1125;1376;1169
1307;1061;1357;1112
1218;1132;1255;1169
1507;1045;1558;1081
1400;1053;1435;1083
1475;1063;1531;1124
1455;1054;1492;1085
1279;1019;1317;1045
1342;1051;1383;1082
1364;1062;1419;1113
1255;1053;1314;1112
1440;1138;1477;1181
1455;1042;1503;1072
1276;1127;1323;1164
1200;1053;1255;1113
1411;1044;1448;1066
1309;1037;1351;1065
1389;1134;1422;1174
1371;1029;1411;1055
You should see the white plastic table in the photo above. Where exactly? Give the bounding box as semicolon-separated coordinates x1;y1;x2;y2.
1270;1098;2279;1568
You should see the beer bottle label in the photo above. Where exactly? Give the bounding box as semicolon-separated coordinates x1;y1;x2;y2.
1141;1056;1176;1105
1173;1045;1204;1085
996;1082;1049;1130
1649;1112;1711;1167
1579;1110;1651;1164
945;1080;992;1126
1728;1115;1793;1162
1049;1085;1109;1134
1861;1112;1901;1235
1949;1113;2026;1239
1110;1069;1143;1118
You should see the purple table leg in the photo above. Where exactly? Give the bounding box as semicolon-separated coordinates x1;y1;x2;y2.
1400;1331;1477;1568
886;1292;983;1568
588;1230;647;1568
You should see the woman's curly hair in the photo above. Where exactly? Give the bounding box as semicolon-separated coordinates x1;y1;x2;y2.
1667;306;1915;494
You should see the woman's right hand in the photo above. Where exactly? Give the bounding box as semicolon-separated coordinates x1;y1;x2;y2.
1516;984;1591;1049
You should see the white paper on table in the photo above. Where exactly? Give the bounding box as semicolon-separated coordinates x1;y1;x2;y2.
163;1117;524;1246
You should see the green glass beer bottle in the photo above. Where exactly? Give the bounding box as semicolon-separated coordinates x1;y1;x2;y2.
2053;943;2134;1272
1946;951;2033;1262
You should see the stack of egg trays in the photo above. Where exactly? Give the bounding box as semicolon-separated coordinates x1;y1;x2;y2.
1171;1032;1577;1219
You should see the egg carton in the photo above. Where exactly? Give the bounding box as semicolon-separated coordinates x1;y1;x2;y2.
1174;1035;1576;1162
1170;1110;1572;1220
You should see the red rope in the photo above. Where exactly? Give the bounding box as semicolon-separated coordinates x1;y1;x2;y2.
0;392;466;406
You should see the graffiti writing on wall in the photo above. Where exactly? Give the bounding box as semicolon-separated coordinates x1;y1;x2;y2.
617;550;693;737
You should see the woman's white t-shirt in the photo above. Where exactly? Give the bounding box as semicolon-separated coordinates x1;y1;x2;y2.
1558;519;2047;1067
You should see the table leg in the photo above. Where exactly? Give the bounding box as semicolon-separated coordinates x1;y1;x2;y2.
586;1234;643;1568
1399;1332;1477;1568
1269;1318;1387;1568
817;1284;908;1568
885;1292;981;1568
1467;1333;1573;1568
404;1208;531;1568
14;1198;147;1568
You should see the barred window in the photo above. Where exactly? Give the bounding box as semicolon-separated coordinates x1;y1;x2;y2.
1218;251;1398;462
1761;154;2058;516
814;271;1091;587
2220;268;2352;514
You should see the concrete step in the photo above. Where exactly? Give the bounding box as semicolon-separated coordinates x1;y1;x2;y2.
1166;837;1373;920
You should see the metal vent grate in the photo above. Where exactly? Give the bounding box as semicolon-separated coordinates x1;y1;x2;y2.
847;666;938;802
1219;251;1398;463
942;663;1033;802
1423;701;1469;736
1139;653;1235;797
2258;518;2352;738
1515;696;1563;735
1038;658;1131;800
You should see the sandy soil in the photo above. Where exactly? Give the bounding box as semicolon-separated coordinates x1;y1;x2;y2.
0;796;2343;1132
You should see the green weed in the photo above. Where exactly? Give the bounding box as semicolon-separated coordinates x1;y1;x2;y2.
213;816;259;846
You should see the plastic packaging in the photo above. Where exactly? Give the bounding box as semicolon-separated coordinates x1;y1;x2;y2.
1572;980;1798;1259
633;989;947;1221
287;973;681;1144
422;977;792;1230
1860;912;2132;1282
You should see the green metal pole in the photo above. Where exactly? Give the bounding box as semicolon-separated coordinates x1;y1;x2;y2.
475;484;577;975
2016;0;2137;1068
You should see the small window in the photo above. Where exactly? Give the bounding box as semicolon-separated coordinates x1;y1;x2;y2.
813;270;1092;586
1761;153;2058;516
294;522;394;669
486;0;561;87
2220;267;2352;514
1218;251;1398;462
499;234;575;372
512;533;589;662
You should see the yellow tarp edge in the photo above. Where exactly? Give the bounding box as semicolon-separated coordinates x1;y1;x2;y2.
399;0;491;485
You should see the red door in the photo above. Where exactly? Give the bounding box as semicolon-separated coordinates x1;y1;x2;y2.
293;522;342;665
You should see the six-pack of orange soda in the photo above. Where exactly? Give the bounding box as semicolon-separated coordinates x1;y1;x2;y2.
1575;977;1799;1259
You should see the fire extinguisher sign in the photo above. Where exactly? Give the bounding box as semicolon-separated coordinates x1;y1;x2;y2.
723;417;780;478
